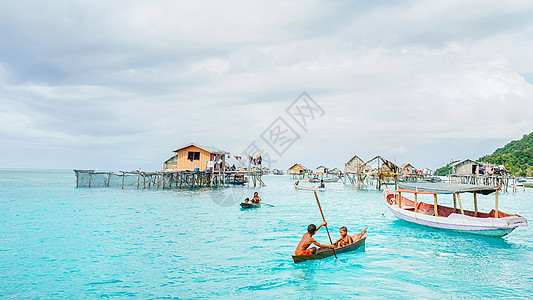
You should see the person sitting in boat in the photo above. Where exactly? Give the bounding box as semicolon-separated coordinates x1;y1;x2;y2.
244;198;250;204
335;227;368;247
251;192;261;204
334;226;354;247
295;222;335;255
294;181;299;186
318;179;325;188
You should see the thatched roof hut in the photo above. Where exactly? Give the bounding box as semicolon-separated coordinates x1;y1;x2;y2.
287;163;307;175
400;163;415;175
344;155;365;174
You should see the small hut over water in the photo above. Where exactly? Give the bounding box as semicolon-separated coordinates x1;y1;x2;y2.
450;159;483;176
288;163;308;179
345;155;365;174
400;163;415;175
316;165;328;174
344;155;365;184
164;143;229;171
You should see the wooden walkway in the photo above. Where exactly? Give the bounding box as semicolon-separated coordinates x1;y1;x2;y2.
74;169;266;189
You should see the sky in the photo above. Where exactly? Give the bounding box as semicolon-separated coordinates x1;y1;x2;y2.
1;0;533;172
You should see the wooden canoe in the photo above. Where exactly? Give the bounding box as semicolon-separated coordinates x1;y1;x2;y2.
292;233;367;263
240;203;261;209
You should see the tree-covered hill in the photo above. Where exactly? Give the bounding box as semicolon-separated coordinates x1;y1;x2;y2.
479;132;533;177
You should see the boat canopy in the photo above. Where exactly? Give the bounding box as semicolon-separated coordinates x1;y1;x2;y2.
397;182;498;195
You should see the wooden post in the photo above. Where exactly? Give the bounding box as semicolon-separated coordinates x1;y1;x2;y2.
121;172;125;189
495;189;499;218
456;193;464;215
473;192;478;217
453;193;457;213
136;169;140;189
398;192;402;208
414;193;418;212
75;171;79;187
107;172;111;187
143;173;146;189
88;170;92;187
222;154;226;186
433;194;438;216
162;174;166;189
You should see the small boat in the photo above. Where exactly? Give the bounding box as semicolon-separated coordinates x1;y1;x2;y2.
240;203;261;209
306;177;339;183
227;174;248;185
292;233;368;263
523;182;533;188
383;182;528;237
295;185;326;191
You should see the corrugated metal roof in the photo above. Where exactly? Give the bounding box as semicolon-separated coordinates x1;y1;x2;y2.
172;143;229;154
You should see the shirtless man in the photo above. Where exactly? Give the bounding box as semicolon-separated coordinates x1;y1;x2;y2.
335;226;368;247
295;222;335;255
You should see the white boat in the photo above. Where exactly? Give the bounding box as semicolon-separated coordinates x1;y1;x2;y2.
295;185;326;192
305;177;339;183
383;182;528;237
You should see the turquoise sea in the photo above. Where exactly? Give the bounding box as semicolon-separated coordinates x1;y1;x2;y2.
1;169;532;299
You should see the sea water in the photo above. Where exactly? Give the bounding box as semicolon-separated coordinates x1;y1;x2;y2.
0;169;531;299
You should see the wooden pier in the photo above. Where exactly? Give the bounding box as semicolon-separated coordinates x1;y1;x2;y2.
447;174;517;192
74;169;266;189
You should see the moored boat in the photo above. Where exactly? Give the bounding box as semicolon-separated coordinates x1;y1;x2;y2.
306;177;339;183
383;182;528;237
295;185;326;191
292;233;367;263
240;203;261;209
523;182;533;188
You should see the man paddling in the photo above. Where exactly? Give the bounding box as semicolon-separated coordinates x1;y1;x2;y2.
295;222;335;255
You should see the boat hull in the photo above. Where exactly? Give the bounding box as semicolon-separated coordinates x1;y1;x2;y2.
295;185;326;191
292;234;367;263
383;189;527;237
306;178;339;183
240;203;261;209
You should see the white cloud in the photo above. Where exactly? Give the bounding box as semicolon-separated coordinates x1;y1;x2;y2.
0;1;532;170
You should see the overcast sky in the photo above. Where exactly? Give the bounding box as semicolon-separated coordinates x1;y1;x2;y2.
1;1;533;171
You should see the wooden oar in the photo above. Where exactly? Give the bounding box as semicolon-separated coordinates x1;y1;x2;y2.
313;191;337;260
261;202;274;207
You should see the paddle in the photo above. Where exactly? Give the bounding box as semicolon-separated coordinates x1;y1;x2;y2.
261;202;274;207
313;191;337;260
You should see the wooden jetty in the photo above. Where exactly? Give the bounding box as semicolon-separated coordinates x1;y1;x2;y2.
447;174;517;192
74;169;265;189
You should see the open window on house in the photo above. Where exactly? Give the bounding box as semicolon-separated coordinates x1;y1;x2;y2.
188;151;200;160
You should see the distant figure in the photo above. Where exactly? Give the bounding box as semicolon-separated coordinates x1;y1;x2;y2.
244;198;250;204
295;222;335;255
251;192;261;204
334;226;354;247
319;179;325;188
294;181;299;186
231;164;236;171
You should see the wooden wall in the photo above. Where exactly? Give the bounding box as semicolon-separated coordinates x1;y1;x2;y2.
164;145;217;171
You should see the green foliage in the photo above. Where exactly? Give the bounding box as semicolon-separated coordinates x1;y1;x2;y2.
435;160;458;176
478;132;533;177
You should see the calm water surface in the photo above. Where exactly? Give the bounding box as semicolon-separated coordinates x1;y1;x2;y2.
1;169;531;299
